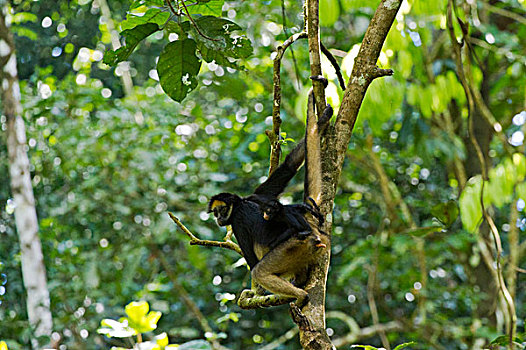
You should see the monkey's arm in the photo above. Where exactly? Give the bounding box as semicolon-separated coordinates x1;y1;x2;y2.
253;104;333;197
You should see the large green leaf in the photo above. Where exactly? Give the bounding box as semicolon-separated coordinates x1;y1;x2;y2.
157;39;202;102
186;0;224;16
103;23;159;66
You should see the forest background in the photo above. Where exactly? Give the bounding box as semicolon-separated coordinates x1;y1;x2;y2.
0;0;525;349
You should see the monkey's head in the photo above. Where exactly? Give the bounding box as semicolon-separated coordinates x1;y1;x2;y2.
208;193;241;226
246;194;283;221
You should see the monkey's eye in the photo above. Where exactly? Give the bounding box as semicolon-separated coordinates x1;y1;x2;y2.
212;208;221;218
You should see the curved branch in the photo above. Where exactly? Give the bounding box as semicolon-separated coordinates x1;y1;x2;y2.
320;43;346;90
168;212;242;255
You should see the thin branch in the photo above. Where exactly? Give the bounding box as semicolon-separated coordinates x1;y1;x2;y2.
268;32;308;174
480;1;526;26
168;212;242;255
320;43;346;90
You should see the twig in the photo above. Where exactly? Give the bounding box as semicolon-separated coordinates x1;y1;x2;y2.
320;43;346;90
168;212;242;255
176;0;221;41
268;32;308;174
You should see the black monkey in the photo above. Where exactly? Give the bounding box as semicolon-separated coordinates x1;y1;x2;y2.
241;90;330;308
208;76;332;307
208;95;333;268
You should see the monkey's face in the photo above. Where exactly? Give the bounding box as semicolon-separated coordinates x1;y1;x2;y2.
260;202;280;221
208;193;239;226
209;201;233;226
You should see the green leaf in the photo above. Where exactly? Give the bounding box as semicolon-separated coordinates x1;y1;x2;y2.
12;12;38;24
351;345;379;350
393;342;416;350
121;8;170;31
103;23;159;66
178;340;212;350
459;176;484;233
320;0;340;27
182;17;252;67
11;26;38;40
431;200;459;227
490;335;523;346
157;39;202;102
187;0;225;16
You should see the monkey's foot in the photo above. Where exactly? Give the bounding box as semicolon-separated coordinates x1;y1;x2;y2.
290;304;314;332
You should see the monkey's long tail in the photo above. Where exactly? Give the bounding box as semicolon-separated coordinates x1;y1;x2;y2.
305;91;322;205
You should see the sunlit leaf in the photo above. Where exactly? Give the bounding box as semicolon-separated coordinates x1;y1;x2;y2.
459;176;488;233
12;12;38;24
186;0;224;16
393;342;416;350
121;8;170;31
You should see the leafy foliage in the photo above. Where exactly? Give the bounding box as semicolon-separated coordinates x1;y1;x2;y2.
103;2;252;102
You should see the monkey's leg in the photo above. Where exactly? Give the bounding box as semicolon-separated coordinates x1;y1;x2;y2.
252;269;309;308
252;242;311;307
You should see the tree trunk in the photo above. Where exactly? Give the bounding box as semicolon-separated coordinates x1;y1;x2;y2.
0;4;53;347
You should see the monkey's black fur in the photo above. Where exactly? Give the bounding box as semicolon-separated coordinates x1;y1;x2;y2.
245;194;324;249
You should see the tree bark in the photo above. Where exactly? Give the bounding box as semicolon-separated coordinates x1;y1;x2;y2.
0;4;53;347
